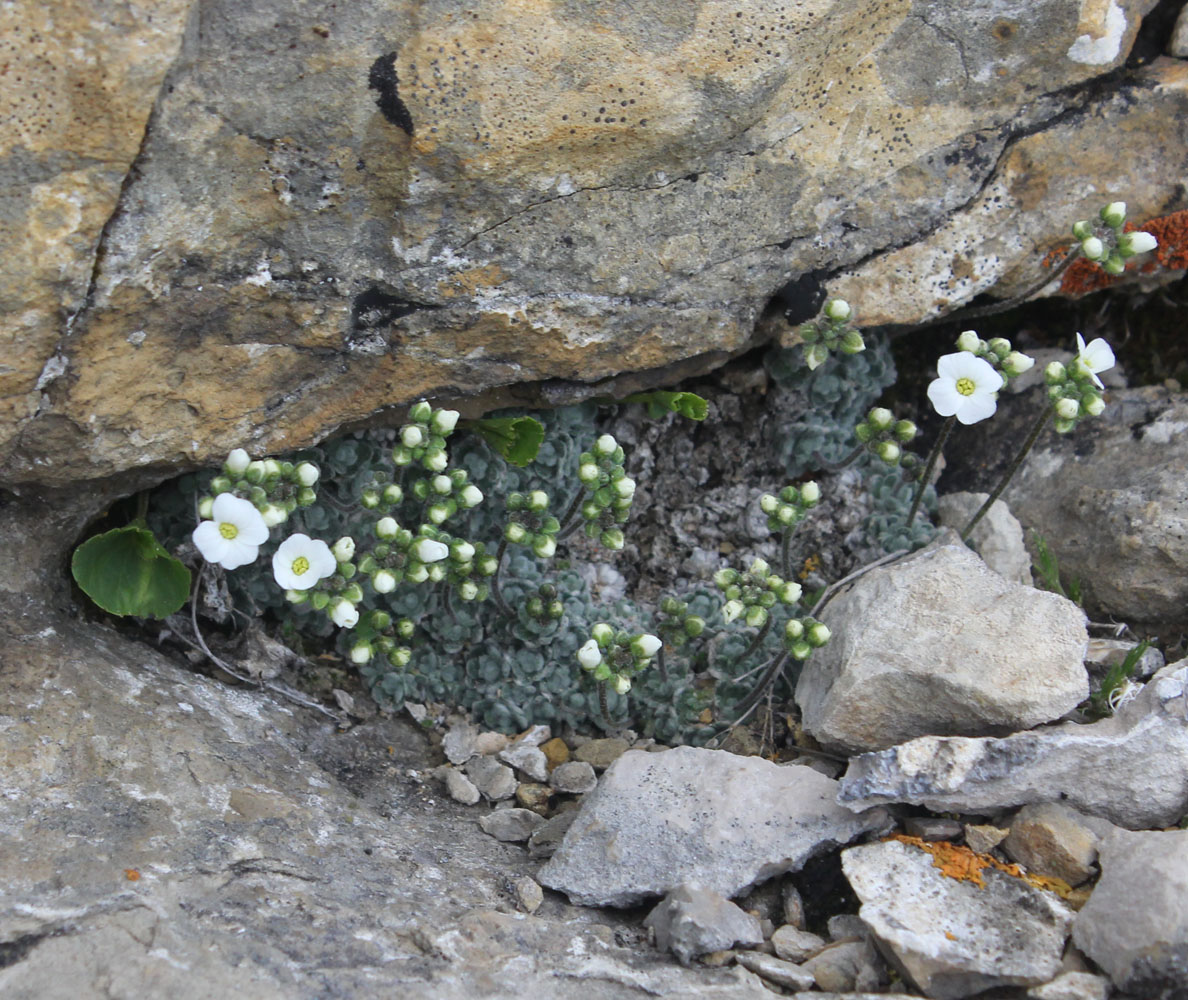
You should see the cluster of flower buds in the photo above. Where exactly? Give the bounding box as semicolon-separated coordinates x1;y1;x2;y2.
577;434;634;550
783;615;831;659
279;533;363;628
759;481;821;533
577;623;662;695
853;408;919;468
714;558;803;629
504;490;562;558
441;536;498;601
1072;202;1157;276
521;583;565;625
348;610;416;667
797;299;866;371
1044;334;1115;433
953;330;1035;384
357;519;452;589
409;468;484;525
391;401;460;472
654;596;707;651
199;449;322;527
359;475;405;512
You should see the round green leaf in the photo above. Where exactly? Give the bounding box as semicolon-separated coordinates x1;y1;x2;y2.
72;525;192;619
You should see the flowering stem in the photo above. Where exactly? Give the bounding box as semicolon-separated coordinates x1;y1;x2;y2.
780;527;795;581
811;444;865;474
597;680;613;729
961;406;1051;540
728;650;789;726
906;415;955;529
930;246;1081;326
736;616;773;665
656;644;669;682
490;539;513;618
556;487;588;541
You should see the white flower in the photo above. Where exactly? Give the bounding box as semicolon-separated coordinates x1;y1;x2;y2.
611;675;631;695
349;643;373;664
330;600;359;629
926;352;1004;425
577;639;602;671
1073;333;1115;389
459;484;483;508
412;538;449;563
193;494;269;570
225;448;251;475
272;534;337;590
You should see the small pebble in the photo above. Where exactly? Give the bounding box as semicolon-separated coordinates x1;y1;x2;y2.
499;742;550;783
513;875;544;913
733;951;816;991
826;914;868;941
770;924;827;963
515;724;552;746
442;721;479;765
1028;970;1111;1000
464;755;517;801
515;782;553;815
903;816;964;841
573;737;630;771
540;737;570;770
473;731;510;755
527;809;578;859
964;823;1010;855
549;760;597;794
781;880;806;929
479;808;546;842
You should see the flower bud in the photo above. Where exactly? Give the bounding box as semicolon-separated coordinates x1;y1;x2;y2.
505;522;528;544
451;541;475;562
375;516;399;540
427;563;446;583
1119;230;1157;255
776;505;798;526
528;490;549;511
245;460;267;484
777;581;803;604
876;441;900;465
614;477;636;500
372;569;397;594
955;329;982;354
1083;394;1105;417
409;401;433;423
824;298;852;322
595;434;617;455
349;643;373;664
1100;201;1127;229
285;588;309;604
1044;361;1067;385
600;528;625;550
389;646;412;668
427;504;451;525
1003;351;1035;376
1102;254;1125;276
632;634;662;659
611;674;632;695
800;481;821;505
261;459;282;480
459;484;483;508
1054;397;1080;421
804;343;829;370
714;568;738;588
893;420;917;443
759;493;779;514
807;622;831;646
294;462;319;487
840;330;866;355
261;504;288;527
332;536;356;562
225;448;251;475
1054;417;1077;434
986;337;1012;360
368;610;392;630
413;537;449;563
867;407;893;431
722;600;745;624
458;580;479;601
430;474;450;495
749;557;771;578
1071;220;1093;240
684;616;705;637
578;639;602;670
578;462;600;484
532;536;557;559
423;449;448;472
1081;236;1106;261
784;618;804;641
431;408;459;434
197;496;215;519
391;446;413;466
789;639;812;660
405;562;429;583
330;600;359;629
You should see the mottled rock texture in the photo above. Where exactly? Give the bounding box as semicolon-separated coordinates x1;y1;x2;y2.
3;0;1183;493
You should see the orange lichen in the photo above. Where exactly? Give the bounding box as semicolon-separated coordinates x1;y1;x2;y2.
799;553;822;580
124;868;141;881
1138;210;1188;272
889;834;1026;889
1055;211;1188;296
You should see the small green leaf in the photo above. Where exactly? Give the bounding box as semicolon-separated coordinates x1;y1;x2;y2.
467;415;545;466
72;525;191;619
619;390;708;421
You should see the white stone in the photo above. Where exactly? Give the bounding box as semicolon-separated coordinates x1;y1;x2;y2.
643;885;764;966
936;491;1032;585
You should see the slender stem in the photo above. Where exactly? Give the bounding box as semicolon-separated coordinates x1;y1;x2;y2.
810;548;910;618
556;487;588;541
490;539;513;617
961;406;1052;540
780;527;795;581
735;616;773;665
811;443;865;474
598;681;612;729
907;415;955;528
727;651;790;726
135;491;150;522
656;644;669;683
443;584;456;622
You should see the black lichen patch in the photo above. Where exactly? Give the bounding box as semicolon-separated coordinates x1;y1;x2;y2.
774;270;827;326
351;287;440;331
368;52;414;135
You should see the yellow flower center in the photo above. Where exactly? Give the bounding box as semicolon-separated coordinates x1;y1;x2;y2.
955;376;976;396
291;556;310;576
218;522;238;540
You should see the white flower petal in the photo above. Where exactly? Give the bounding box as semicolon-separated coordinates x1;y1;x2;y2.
955;392;998;425
927;378;963;417
211;493;269;546
273;533;337;590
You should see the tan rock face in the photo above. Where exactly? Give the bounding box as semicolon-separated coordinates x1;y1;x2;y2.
2;0;1177;489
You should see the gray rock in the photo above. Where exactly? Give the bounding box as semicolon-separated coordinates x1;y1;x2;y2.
572;737;631;771
843;840;1073;999
963;824;1010;855
1085;637;1164;681
826;914;870;942
770;925;827;963
464;755;518;801
839;660;1188;829
1027;971;1111;1000
1173;5;1188;57
473;731;511;755
515;724;552;747
540;748;890;907
1003;803;1110;887
781;881;807;930
478;808;546;842
803;938;887;993
443;720;479;764
733;951;816;991
644;885;764;966
0;605;781;999
937;492;1032;585
512;876;544;914
498;742;550;783
1004;387;1188;628
549;760;598;794
1073;828;1188;995
796;531;1088;753
443;767;481;806
526;809;579;860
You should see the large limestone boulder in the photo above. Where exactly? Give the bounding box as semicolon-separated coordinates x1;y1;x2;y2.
3;0;1183;491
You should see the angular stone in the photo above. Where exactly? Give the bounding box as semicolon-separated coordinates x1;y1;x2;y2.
963;824;1010;856
803;938;887;993
442;721;480;764
1003;803;1109;887
540;737;571;770
1027;971;1111;1000
843;840;1073;999
477;808;546;843
526;809;578;860
903;816;965;842
839;660;1188;830
644;885;764;967
781;881;807;930
937;492;1032;585
443;767;481;806
549;760;598;794
796;531;1088;754
733;951;816;991
498;742;550;783
572;737;631;771
770;924;827;964
514;782;553;815
464;755;518;801
539;748;890;907
1085;638;1164;681
512;876;544;914
1073;828;1188;994
472;731;511;756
